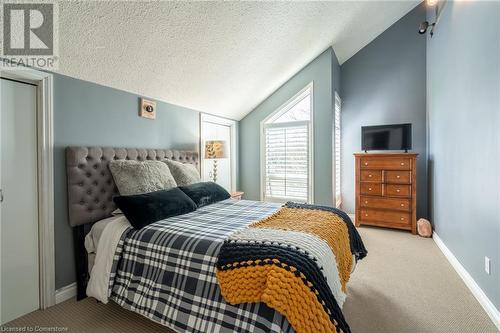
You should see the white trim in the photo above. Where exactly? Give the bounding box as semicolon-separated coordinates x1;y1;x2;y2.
199;113;237;192
55;283;77;304
334;91;342;208
433;232;500;330
264;120;310;129
264;83;313;124
260;82;314;203
1;67;55;310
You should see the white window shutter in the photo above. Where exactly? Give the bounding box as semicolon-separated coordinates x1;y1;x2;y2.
334;92;342;208
264;122;309;202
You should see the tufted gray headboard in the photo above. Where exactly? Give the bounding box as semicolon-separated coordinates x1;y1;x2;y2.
66;146;199;227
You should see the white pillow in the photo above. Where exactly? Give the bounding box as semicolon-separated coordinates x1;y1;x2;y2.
163;159;201;186
109;160;177;196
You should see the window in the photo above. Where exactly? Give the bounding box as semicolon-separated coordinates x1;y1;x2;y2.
334;92;342;208
200;114;236;192
261;84;313;203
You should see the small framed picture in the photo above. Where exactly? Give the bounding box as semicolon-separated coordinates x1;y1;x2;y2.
140;98;156;119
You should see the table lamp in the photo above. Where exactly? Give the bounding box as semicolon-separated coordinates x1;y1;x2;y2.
204;140;227;182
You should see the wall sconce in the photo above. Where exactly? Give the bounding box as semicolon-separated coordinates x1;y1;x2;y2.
418;0;444;37
418;21;436;36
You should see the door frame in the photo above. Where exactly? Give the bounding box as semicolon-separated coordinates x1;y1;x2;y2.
199;113;237;192
0;67;55;310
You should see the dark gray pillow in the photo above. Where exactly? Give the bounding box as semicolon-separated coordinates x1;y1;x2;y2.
109;160;177;196
163;159;200;186
179;182;230;208
113;187;197;229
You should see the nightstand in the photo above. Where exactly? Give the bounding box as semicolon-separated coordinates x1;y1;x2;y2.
230;191;244;200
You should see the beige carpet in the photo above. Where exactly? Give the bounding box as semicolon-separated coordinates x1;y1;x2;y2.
343;227;497;333
3;227;498;333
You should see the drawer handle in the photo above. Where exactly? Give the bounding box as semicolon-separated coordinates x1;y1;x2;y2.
400;162;405;166
365;201;368;204
396;189;400;192
364;162;368;166
368;187;372;191
396;175;401;179
368;174;372;178
400;203;405;207
400;217;405;221
365;214;368;217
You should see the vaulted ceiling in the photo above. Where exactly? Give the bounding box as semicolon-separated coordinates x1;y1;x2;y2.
57;1;420;120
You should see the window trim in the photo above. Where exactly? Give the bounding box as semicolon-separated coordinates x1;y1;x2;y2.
334;91;342;208
199;113;237;192
260;82;314;203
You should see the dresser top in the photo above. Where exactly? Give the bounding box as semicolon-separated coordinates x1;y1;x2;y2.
353;152;418;157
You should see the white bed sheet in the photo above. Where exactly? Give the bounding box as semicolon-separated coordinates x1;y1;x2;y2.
85;215;131;303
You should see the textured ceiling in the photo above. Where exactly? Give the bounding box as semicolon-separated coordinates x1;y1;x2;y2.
57;1;420;120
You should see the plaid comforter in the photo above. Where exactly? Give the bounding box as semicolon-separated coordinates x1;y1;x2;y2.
109;199;294;333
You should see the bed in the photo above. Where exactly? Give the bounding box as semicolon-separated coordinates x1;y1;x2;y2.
66;146;366;333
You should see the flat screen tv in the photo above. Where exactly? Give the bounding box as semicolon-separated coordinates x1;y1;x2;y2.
361;124;412;152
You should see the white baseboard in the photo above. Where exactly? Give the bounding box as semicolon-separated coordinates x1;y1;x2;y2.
433;232;500;330
55;282;77;304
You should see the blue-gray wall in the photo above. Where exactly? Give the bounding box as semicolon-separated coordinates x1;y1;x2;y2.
54;74;201;288
427;1;500;311
340;4;427;218
239;48;340;206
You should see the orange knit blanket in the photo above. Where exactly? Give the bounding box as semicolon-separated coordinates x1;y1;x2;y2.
216;207;353;333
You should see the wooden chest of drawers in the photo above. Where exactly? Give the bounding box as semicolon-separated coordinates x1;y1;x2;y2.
354;153;417;234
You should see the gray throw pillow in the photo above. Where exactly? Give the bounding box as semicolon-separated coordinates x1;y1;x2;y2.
163;159;201;186
109;160;177;196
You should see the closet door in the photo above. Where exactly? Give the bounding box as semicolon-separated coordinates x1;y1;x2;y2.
0;78;39;324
